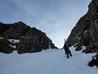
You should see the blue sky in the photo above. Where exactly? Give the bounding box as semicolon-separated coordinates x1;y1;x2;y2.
0;0;91;48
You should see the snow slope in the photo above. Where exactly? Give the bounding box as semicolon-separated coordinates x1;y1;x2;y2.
0;47;98;74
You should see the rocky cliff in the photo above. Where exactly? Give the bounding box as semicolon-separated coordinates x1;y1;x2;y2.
66;0;98;67
0;22;57;54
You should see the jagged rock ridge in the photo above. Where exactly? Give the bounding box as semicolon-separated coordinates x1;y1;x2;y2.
0;21;57;54
66;0;98;67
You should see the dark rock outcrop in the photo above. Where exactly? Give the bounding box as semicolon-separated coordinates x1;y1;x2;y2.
66;0;98;51
0;39;13;53
0;22;9;34
65;0;98;67
0;21;31;39
0;22;57;54
88;53;98;67
17;27;57;54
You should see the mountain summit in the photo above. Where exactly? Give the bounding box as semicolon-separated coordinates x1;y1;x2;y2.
0;21;57;54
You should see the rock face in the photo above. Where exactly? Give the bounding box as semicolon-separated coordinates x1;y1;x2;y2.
66;0;98;67
0;22;9;34
88;53;98;67
0;39;14;53
0;22;57;54
67;0;98;51
0;21;31;39
17;27;57;54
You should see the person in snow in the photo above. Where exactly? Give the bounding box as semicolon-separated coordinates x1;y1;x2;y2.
63;40;72;58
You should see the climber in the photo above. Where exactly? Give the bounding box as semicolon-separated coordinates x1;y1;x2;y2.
63;40;72;58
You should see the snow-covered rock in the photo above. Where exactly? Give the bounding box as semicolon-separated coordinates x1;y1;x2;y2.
0;37;4;39
8;39;20;44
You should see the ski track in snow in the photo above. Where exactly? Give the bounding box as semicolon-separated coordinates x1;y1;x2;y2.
0;47;98;74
